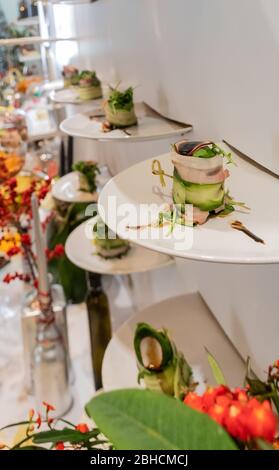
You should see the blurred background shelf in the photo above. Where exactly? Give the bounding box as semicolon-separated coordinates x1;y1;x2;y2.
18;51;41;62
0;35;91;47
14;16;39;27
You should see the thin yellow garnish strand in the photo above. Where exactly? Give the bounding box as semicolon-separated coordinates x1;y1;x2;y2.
152;159;173;188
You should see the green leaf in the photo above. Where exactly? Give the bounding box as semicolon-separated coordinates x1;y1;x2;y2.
33;428;99;444
246;377;270;395
0;421;32;432
270;384;279;415
52;255;87;303
85;389;237;450
193;148;215;158
72;162;100;193
108;86;134;112
206;349;227;385
15;445;47;450
47;201;91;303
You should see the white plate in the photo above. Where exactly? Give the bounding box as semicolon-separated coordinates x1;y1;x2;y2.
50;88;103;106
98;143;279;264
102;293;246;391
41;79;64;93
52;166;112;203
65;216;173;275
60;102;192;142
52;171;98;203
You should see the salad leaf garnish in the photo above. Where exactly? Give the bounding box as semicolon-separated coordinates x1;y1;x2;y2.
78;71;100;86
192;143;235;165
108;86;134;112
73;161;100;193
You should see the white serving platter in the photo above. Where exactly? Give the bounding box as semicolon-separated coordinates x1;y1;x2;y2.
52;172;98;203
52;164;112;203
60;102;192;142
65;217;174;275
102;293;246;392
50;88;103;106
98;142;279;264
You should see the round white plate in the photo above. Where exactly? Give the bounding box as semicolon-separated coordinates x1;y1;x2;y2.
50;88;103;106
41;79;64;93
52;171;97;203
52;166;112;203
102;293;246;392
65;217;174;275
60;103;192;142
98;143;279;264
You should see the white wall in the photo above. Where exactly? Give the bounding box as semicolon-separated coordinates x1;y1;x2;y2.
54;0;279;174
0;0;18;24
52;0;279;376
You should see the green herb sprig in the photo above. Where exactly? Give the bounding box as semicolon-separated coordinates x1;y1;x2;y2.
108;86;134;113
73;161;100;193
78;71;100;87
192;143;235;165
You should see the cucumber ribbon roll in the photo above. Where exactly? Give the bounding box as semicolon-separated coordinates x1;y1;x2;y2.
134;322;193;400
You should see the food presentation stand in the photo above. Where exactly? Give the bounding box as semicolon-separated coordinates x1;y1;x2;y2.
0;0;279;455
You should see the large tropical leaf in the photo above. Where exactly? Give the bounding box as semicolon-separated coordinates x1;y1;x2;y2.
86;389;237;450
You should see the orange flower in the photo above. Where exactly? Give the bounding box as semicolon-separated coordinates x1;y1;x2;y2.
208;402;228;426
224;402;250;442
55;442;65;450
6;246;21;257
203;385;232;410
184;392;204;412
76;423;89;434
184;386;278;444
233;388;249;404
28;408;35;420
42;402;55;412
246;399;277;443
36;413;42;429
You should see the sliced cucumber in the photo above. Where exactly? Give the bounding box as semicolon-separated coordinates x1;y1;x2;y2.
172;169;224;211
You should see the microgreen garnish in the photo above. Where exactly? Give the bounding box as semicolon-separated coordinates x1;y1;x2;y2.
108;86;134;113
192;143;236;165
73;161;100;193
78;71;100;87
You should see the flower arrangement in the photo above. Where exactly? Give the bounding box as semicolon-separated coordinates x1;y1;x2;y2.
0;402;109;450
1;324;278;450
0;176;64;289
184;385;276;445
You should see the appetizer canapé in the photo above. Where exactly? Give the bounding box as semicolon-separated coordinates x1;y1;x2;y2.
103;86;137;129
171;141;232;225
77;71;102;101
93;217;130;259
134;323;192;399
62;65;79;88
72;161;100;193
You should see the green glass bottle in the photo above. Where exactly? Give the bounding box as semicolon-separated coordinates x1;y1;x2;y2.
86;273;112;390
